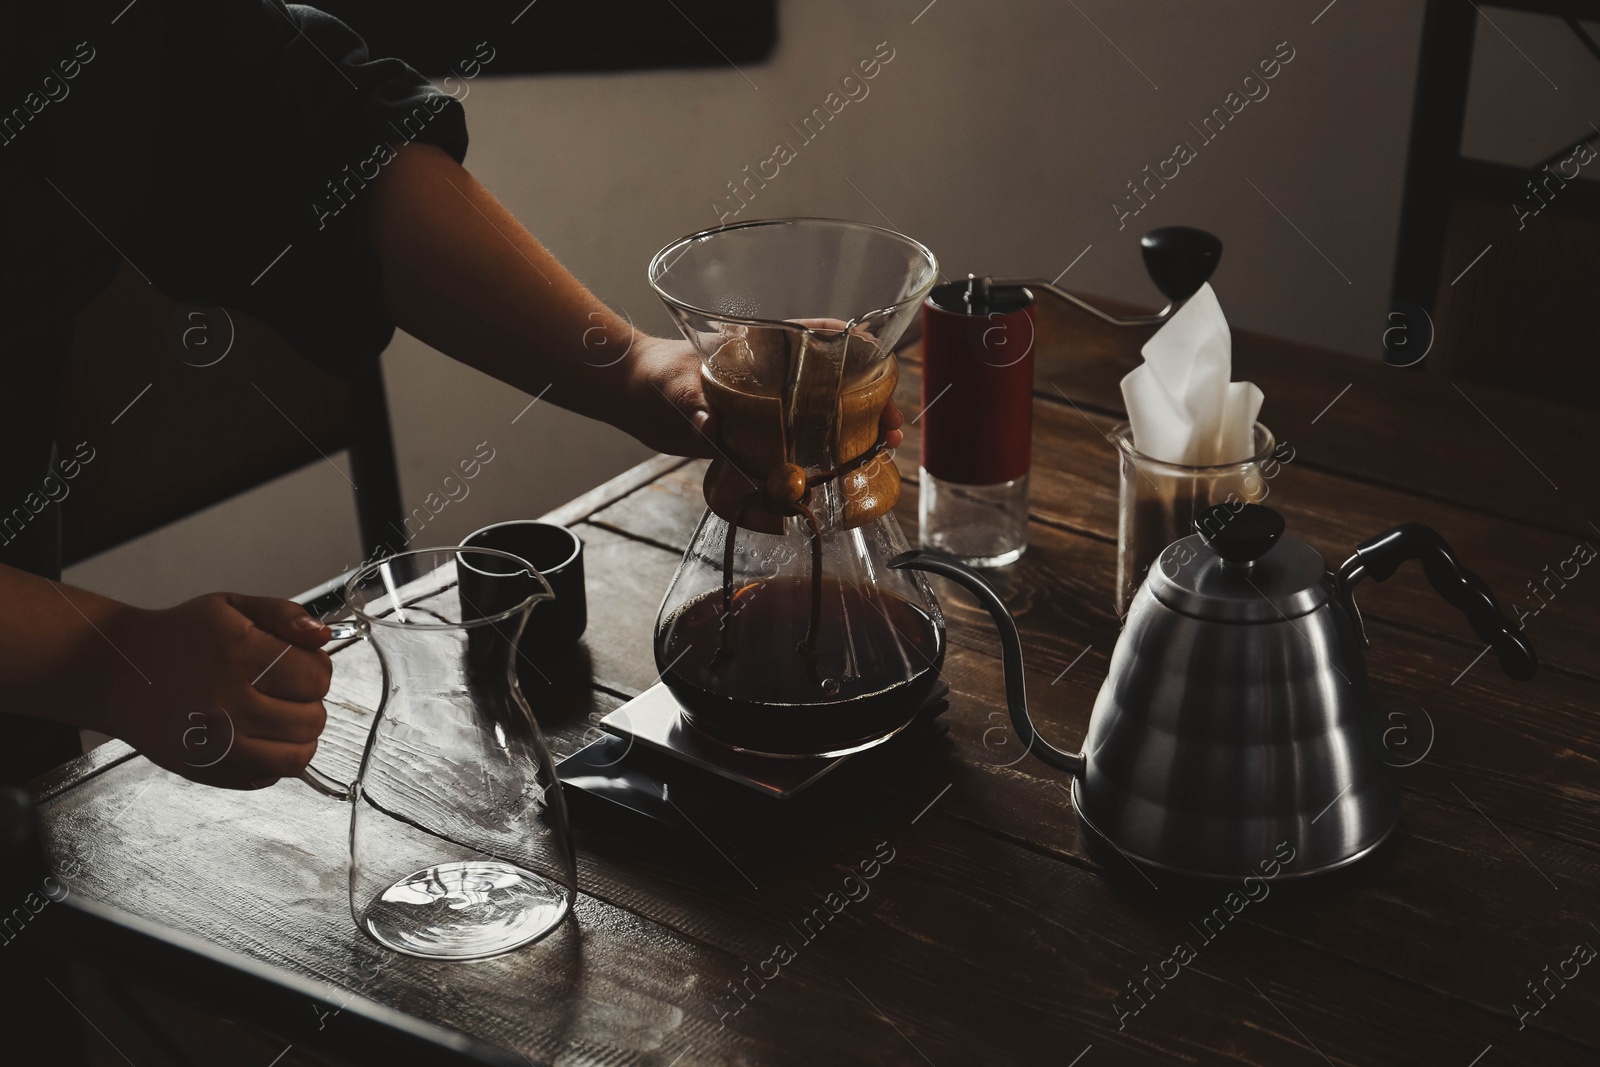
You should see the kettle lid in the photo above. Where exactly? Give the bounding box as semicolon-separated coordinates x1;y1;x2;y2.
1149;504;1329;622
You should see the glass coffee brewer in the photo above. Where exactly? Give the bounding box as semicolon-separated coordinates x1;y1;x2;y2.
648;218;945;758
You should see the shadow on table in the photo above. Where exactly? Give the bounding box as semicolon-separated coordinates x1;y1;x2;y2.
1079;818;1401;920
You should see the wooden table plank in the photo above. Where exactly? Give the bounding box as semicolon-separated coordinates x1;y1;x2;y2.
26;736;136;803
541;453;690;529
39;759;936;1067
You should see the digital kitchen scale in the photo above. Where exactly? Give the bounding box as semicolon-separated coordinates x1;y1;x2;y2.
555;681;951;878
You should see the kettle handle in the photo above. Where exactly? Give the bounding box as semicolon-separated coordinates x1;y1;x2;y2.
889;551;1086;776
1341;524;1537;681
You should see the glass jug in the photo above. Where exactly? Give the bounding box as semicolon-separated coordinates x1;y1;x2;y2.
647;218;945;758
301;547;576;960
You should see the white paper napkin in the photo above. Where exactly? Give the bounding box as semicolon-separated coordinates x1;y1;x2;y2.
1119;284;1264;465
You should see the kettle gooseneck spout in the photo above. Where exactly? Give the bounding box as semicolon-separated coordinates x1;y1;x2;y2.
890;551;1086;776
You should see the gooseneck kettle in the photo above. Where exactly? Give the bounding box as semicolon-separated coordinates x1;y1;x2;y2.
891;504;1536;883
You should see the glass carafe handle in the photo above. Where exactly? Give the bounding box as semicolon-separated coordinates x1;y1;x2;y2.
299;619;365;801
300;763;352;801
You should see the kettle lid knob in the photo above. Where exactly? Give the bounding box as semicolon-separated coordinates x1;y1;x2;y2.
1195;504;1285;564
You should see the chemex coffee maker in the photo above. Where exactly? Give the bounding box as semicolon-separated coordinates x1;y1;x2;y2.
553;217;947;876
893;503;1536;889
557;219;951;864
646;218;945;759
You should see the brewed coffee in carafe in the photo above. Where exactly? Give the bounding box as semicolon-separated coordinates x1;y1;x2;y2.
648;218;945;757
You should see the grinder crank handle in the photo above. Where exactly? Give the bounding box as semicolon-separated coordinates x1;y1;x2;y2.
1341;523;1537;681
889;550;1086;776
980;227;1222;329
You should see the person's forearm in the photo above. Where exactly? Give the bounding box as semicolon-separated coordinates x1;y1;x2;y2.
367;143;642;426
1;560;337;788
0;563;136;734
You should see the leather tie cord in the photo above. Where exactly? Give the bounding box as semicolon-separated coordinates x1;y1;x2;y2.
715;435;894;676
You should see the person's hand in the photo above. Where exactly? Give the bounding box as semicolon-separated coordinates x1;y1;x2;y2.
620;333;905;459
880;395;905;449
96;594;333;790
620;335;721;459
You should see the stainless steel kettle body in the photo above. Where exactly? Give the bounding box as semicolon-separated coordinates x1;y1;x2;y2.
1077;567;1394;879
892;504;1536;885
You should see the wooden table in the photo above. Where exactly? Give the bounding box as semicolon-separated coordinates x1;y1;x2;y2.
33;299;1600;1065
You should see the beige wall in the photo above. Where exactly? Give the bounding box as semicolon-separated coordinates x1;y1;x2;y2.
65;1;1600;606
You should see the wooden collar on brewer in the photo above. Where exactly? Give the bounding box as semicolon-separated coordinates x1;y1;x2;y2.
702;358;901;534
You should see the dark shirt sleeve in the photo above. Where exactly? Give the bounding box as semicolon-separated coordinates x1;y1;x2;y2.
129;0;470;380
0;2;466;784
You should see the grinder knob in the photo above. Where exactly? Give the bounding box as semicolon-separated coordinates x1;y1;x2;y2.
1141;227;1223;303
